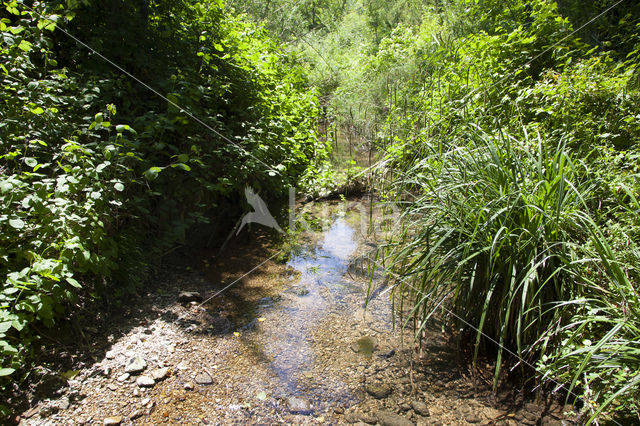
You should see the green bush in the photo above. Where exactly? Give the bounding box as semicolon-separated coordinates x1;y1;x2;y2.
0;0;326;393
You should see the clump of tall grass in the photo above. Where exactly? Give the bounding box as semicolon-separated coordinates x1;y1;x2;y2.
381;124;640;421
384;126;591;369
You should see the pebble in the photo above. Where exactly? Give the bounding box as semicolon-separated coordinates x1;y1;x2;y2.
103;416;123;425
195;371;213;385
359;412;377;424
124;356;147;374
150;367;170;381
184;382;194;390
375;410;414;426
411;401;430;417
365;383;392;399
136;375;155;387
105;350;116;360
117;373;130;382
465;413;482;423
287;396;312;415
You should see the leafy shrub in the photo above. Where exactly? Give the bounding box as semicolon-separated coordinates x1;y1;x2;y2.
0;0;326;394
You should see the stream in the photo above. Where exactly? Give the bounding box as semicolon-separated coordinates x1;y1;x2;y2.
18;198;571;425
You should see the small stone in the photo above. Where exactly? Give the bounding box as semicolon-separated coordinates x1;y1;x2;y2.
133;389;140;397
195;371;213;385
177;291;203;303
365;383;392;399
167;345;176;354
117;373;130;382
124;356;147;374
54;396;70;411
150;367;170;381
465;413;482;423
344;412;360;423
287;396;312;415
105;350;117;360
359;413;377;424
141;398;151;406
334;407;345;415
411;401;430;417
108;383;118;391
136;376;155;388
184;382;194;390
129;410;143;420
103;416;123;425
376;410;414;426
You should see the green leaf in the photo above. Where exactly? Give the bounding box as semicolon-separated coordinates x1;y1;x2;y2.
60;370;80;379
94;112;103;123
177;153;189;163
0;368;15;377
0;181;13;194
17;40;32;52
114;182;124;192
144;167;162;181
30;107;44;115
9;218;25;229
66;277;81;289
172;163;191;171
24;157;38;168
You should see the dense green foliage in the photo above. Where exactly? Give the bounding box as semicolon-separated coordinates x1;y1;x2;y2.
372;1;640;422
235;0;640;421
0;0;325;399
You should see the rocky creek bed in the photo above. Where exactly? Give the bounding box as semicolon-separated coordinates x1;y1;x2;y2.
15;199;576;425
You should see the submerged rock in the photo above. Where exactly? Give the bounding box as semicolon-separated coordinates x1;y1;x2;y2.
376;411;414;426
411;401;430;417
351;336;377;356
365;383;391;399
287;396;312;415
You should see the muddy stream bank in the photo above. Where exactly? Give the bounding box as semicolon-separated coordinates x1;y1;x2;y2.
18;198;572;425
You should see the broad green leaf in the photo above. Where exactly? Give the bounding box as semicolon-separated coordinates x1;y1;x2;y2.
0;182;13;194
144;167;162;181
17;40;32;52
0;368;15;377
9;219;25;229
66;277;81;289
114;182;124;192
30;107;44;115
172;163;191;171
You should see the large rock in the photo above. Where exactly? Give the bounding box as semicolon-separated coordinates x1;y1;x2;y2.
124;356;147;374
375;411;414;426
287;396;312;415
